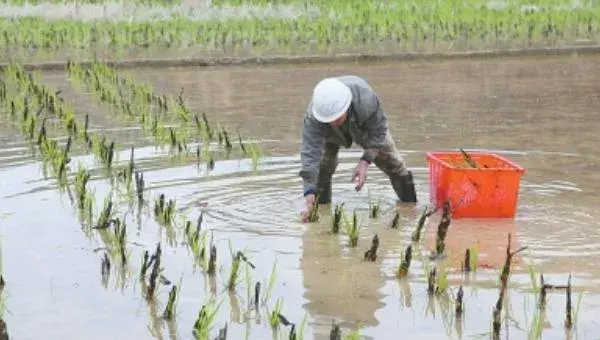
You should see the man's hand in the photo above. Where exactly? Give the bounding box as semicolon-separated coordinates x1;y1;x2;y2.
351;159;370;191
300;193;316;223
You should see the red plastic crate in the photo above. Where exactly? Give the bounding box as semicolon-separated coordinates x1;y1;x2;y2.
426;151;526;218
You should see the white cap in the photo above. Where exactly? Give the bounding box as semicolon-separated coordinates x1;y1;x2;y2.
311;78;352;123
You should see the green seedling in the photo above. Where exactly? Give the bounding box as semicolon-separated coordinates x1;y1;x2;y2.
146;243;162;301
192;298;222;340
344;324;362;340
222;129;233;151
3;3;597;60
202;113;213;141
331;203;345;234
134;171;145;203
116;147;135;191
397;245;413;278
81;114;90;146
436;262;449;295
109;218;128;266
185;214;208;269
527;307;544;340
162;285;178;320
470;242;480;272
274;313;297;340
247;141;264;171
36;116;47;146
207;241;217;276
262;258;278;305
72;164;95;229
92;135;115;171
343;210;360;247
363;234;379;262
73;165;91;210
140;250;150;280
236;128;246;154
269;298;283;328
227;251;255;291
244;256;253;310
154;193;176;226
492;234;528;339
95;197;114;230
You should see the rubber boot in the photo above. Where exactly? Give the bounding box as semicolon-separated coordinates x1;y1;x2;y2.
390;171;417;203
316;180;332;204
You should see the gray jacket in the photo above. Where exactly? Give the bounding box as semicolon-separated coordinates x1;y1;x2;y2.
299;75;389;196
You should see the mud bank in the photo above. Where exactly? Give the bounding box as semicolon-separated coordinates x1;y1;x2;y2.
2;44;600;71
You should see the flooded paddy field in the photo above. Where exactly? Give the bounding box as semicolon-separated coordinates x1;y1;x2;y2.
1;1;600;339
1;52;600;340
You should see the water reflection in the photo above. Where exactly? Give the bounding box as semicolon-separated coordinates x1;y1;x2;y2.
423;217;522;270
300;205;386;338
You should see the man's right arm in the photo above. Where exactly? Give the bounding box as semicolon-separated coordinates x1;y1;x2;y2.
298;112;326;196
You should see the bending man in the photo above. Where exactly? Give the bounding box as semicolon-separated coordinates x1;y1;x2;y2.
299;75;417;222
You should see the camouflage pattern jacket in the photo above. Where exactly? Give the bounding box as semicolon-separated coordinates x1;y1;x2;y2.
299;75;390;196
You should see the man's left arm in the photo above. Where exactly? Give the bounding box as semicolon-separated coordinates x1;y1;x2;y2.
358;90;389;165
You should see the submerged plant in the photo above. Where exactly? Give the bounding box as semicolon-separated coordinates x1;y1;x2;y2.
455;286;464;316
463;249;471;272
390;211;400;229
565;274;572;329
307;196;320;223
434;200;452;257
369;199;380;219
427;267;437;295
330;321;342;340
411;206;435;242
397;245;413;279
101;252;111;288
363;234;379;262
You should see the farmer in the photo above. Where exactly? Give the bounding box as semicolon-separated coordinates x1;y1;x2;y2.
299;75;417;222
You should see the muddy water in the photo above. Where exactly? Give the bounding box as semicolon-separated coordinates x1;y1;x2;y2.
1;54;600;340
